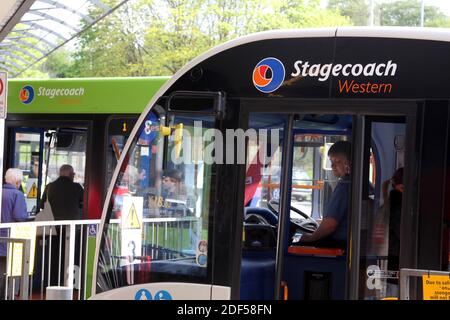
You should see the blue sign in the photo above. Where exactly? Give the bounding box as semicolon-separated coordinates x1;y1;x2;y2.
197;254;207;266
154;290;172;300
135;289;152;300
88;224;97;236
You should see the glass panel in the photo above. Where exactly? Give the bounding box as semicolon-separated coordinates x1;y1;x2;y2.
359;119;406;300
290;133;348;221
241;113;285;299
105;118;137;194
14;132;41;215
245;113;285;210
45;129;87;187
96;110;215;293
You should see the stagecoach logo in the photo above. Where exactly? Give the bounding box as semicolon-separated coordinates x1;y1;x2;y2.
20;85;85;104
19;85;34;104
253;57;398;95
252;57;285;93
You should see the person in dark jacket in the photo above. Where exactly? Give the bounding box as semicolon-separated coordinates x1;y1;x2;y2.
385;167;404;297
40;164;84;220
1;168;28;299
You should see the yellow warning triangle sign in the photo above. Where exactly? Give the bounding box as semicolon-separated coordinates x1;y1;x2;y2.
124;203;141;229
27;182;38;198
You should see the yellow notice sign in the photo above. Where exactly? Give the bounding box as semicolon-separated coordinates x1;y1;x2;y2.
120;197;143;266
27;182;38;198
123;203;141;229
8;224;37;276
422;275;450;300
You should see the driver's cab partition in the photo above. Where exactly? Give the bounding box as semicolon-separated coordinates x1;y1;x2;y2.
285;246;346;300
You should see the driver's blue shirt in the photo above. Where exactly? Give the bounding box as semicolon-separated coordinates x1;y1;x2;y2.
324;175;350;241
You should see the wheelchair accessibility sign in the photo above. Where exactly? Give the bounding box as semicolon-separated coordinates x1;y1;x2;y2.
135;289;152;300
135;289;172;300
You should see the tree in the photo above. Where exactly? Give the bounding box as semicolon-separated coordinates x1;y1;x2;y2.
67;0;153;77
327;0;369;26
33;0;351;78
143;0;350;75
261;0;351;30
41;49;76;78
379;0;450;27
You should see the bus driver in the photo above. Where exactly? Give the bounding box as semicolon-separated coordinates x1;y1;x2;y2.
296;140;351;249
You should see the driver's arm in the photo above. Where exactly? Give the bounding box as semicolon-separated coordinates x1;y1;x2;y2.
300;217;338;242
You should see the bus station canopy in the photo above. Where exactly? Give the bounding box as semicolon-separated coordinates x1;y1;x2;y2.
0;0;128;77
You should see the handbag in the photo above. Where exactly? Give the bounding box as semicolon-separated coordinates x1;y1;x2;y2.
34;189;57;236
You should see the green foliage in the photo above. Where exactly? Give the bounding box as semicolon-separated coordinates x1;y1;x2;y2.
379;0;450;27
41;49;76;78
261;0;351;30
327;0;369;26
20;0;450;78
29;0;351;78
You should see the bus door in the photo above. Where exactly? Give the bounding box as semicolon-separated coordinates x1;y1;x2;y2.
8;126;88;217
353;115;414;300
93;92;229;299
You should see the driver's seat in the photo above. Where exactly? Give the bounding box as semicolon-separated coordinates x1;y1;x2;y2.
241;207;277;299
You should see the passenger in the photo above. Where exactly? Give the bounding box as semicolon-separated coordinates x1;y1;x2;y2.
0;168;28;299
112;164;146;218
29;152;40;179
384;167;403;296
160;169;189;217
36;165;84;287
296;141;351;249
40;164;84;220
161;168;183;199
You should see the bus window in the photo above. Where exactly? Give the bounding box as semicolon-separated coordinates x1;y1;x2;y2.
291;133;349;221
105;117;137;196
12;130;43;215
95;109;216;297
245;113;285;209
46;129;87;186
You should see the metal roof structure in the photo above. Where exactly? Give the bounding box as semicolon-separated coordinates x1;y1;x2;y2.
0;0;130;77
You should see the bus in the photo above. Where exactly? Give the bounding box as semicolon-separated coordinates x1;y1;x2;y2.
5;76;169;219
92;27;450;300
3;77;168;298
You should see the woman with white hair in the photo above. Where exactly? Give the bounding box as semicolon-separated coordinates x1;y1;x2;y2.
1;168;28;299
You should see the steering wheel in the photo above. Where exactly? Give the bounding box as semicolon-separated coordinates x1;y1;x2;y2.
267;199;319;234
